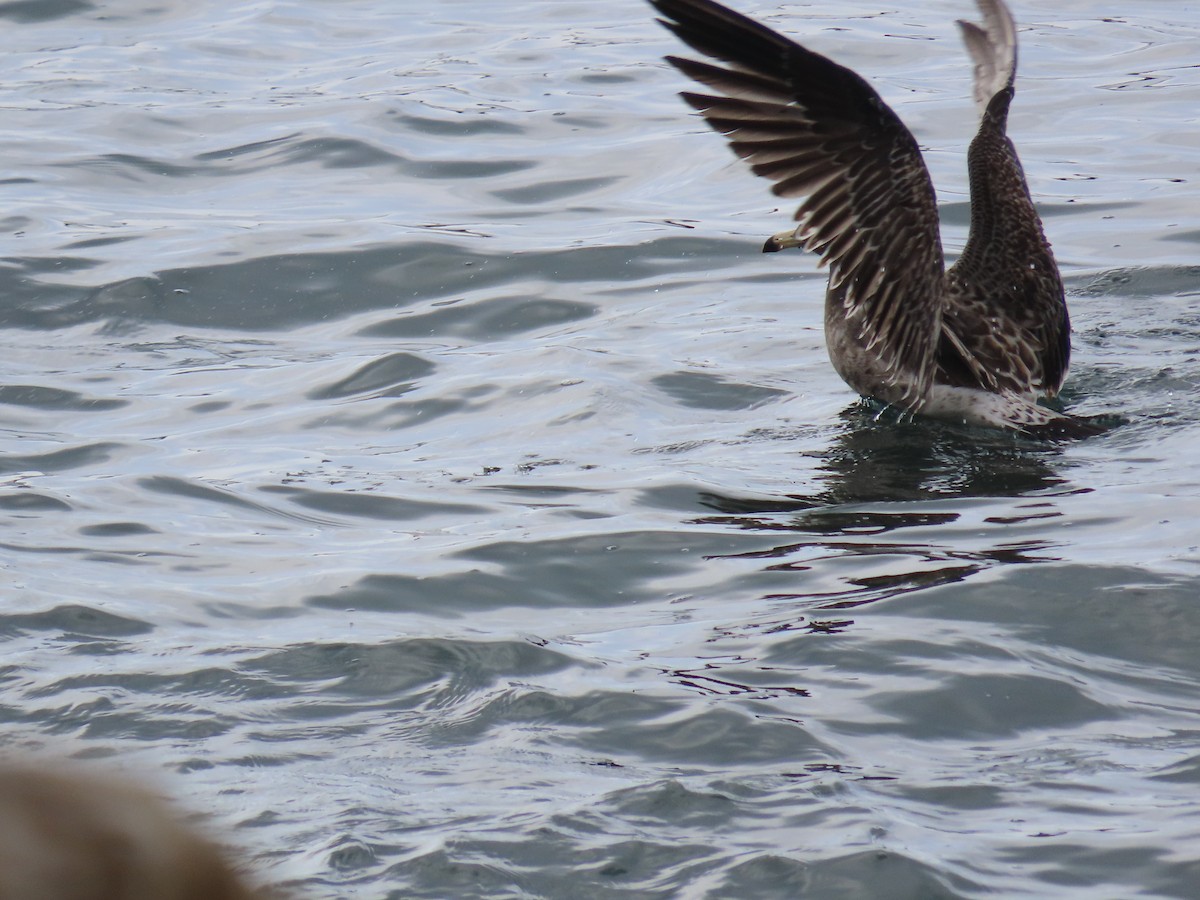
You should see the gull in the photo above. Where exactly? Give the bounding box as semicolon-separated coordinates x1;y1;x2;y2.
650;0;1085;433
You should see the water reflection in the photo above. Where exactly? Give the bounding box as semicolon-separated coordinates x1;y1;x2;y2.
700;403;1078;518
684;405;1083;625
812;404;1076;504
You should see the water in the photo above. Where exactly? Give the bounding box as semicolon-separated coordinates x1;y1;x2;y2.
3;1;1200;897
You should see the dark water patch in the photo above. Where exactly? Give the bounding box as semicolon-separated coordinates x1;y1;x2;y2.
193;133;300;163
52;701;237;742
597;780;742;831
398;154;535;182
0;491;72;512
82;550;165;566
200;600;305;622
313;394;477;431
693;497;961;537
63;152;205;183
0;604;151;639
274;137;402;171
867;673;1114;740
260;485;487;521
138;475;334;526
0;255;97;277
637;484;819;516
360;294;596;341
812;411;1071;503
389;113;524;139
488;689;679;735
783;508;958;537
467;482;610;518
0;385;125;411
0;245;459;331
33;665;278;702
669;663;811;701
573;706;833;767
1163;227;1200;247
188;399;232;414
306;352;435;401
326;837;381;874
138;475;269;511
697;527;1054;624
839;563;976;598
306;569;581;616
311;530;768;615
58;138;484;189
77;522;158;537
492;176;618;205
243;638;577;705
1151;752;1200;785
885;782;1007;813
411;687;632;750
718;850;972;900
576;71;641;85
274;136;536;180
381;772;975;899
992;839;1171;898
0;441;121;475
895;563;1200;676
642;413;1074;517
0;237;743;332
651;371;789;411
64;235;139;251
1147;858;1200;900
0;217;32;237
1072;265;1200;298
388;837;708;900
0;0;93;23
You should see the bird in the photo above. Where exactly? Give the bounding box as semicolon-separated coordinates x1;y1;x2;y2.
0;764;272;900
649;0;1084;433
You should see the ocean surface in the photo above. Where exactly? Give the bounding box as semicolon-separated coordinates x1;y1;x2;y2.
3;0;1200;897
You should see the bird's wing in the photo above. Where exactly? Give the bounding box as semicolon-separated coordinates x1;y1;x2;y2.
957;0;1018;116
651;0;946;403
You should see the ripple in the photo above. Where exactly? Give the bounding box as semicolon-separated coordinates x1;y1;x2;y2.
359;294;597;341
0;491;72;512
259;485;487;522
651;371;789;411
243;638;579;707
0;604;152;638
305;352;435;401
0;385;126;411
0;442;122;475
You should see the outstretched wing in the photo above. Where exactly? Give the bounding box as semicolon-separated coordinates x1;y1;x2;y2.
957;0;1017;115
650;0;946;403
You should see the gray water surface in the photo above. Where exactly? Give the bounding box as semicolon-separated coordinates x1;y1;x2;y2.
4;1;1200;898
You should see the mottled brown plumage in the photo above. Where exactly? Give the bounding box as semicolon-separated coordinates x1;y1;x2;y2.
650;0;1076;431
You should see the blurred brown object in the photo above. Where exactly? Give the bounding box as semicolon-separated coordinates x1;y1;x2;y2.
0;765;268;900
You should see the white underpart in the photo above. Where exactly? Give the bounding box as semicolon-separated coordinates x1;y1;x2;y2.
923;383;1065;430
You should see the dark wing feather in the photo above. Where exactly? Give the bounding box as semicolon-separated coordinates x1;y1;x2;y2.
650;0;946;402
